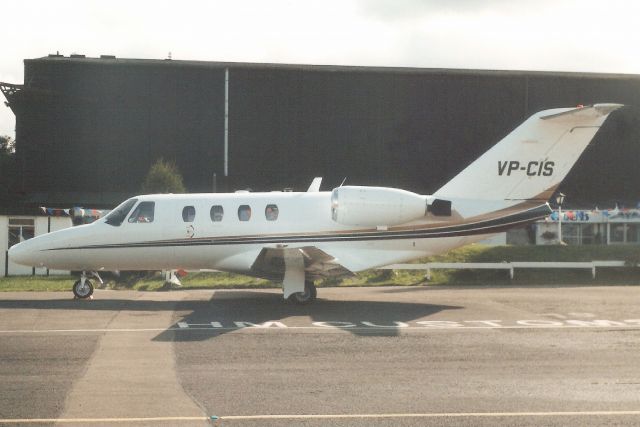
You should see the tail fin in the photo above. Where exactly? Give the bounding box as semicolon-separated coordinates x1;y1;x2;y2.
434;104;623;206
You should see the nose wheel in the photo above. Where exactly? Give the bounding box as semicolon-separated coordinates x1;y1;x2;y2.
72;271;102;299
72;278;94;299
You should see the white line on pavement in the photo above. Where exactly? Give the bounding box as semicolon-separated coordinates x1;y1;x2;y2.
217;410;640;420
0;416;208;424
3;410;640;424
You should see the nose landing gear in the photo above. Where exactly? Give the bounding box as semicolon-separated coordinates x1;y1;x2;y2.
72;271;103;299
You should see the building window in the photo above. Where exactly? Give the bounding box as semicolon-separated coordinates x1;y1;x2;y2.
128;201;155;223
609;223;640;244
8;218;35;248
238;205;251;221
210;205;224;222
580;224;595;245
580;223;608;245
182;206;196;222
265;204;279;221
610;223;625;243
561;223;580;245
627;224;639;243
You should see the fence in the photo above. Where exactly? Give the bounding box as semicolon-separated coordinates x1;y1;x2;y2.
379;261;634;280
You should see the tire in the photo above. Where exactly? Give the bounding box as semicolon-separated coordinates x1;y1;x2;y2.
73;279;94;299
287;280;317;304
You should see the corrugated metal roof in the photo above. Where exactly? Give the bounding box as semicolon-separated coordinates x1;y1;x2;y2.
26;55;640;81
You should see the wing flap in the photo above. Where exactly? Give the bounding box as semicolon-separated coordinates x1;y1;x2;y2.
251;246;354;281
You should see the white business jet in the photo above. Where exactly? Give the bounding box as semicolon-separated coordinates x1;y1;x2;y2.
9;104;622;303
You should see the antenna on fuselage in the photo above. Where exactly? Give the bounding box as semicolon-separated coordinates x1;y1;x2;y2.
339;177;347;187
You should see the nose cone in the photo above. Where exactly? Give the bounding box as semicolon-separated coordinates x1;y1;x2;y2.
8;240;39;267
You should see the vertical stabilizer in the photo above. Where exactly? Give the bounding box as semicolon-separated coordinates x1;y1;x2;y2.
434;104;623;206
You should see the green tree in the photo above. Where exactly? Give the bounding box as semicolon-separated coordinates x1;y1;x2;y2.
141;158;186;194
0;135;16;197
0;135;14;156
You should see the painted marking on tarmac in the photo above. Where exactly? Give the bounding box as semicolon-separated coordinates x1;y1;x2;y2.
3;411;640;424
1;318;640;334
171;318;640;330
542;313;568;319
568;312;596;318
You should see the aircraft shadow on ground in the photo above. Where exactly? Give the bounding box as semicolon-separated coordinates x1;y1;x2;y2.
153;290;462;341
0;298;209;312
0;291;461;340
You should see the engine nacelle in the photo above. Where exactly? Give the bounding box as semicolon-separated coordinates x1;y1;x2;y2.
331;186;427;227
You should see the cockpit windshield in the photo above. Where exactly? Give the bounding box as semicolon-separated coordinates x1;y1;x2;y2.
104;198;138;226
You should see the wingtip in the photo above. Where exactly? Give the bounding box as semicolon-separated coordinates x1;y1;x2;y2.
593;103;624;115
539;103;624;120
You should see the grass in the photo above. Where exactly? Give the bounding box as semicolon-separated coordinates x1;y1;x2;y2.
332;244;640;287
131;271;275;291
1;244;639;292
0;275;75;292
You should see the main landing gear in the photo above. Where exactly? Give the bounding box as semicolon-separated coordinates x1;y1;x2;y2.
281;249;318;304
72;271;103;300
287;280;317;304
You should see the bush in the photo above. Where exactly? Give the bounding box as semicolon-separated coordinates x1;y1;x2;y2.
141;158;186;193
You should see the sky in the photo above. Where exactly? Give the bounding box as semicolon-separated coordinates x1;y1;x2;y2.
1;0;639;137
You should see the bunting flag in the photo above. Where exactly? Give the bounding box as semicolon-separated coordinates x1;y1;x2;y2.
39;206;71;216
547;207;640;222
39;206;109;219
71;207;108;219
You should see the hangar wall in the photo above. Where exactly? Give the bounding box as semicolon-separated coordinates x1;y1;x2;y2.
5;56;640;208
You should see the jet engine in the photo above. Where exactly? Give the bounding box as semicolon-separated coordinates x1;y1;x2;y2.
331;186;428;227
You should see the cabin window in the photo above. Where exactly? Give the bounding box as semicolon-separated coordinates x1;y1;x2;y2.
238;205;252;221
210;205;224;222
128;201;155;223
8;218;35;248
265;204;279;221
182;206;196;222
105;198;138;226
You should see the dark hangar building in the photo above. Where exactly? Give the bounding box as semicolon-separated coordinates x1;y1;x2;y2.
2;54;640;210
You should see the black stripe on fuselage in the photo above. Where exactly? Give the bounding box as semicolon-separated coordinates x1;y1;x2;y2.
46;204;551;251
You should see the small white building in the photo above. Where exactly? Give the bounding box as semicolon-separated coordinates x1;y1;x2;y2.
1;215;72;276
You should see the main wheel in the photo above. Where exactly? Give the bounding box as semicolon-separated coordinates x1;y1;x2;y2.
73;279;94;299
287;280;317;304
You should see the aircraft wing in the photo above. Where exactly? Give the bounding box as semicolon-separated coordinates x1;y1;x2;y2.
250;246;355;281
